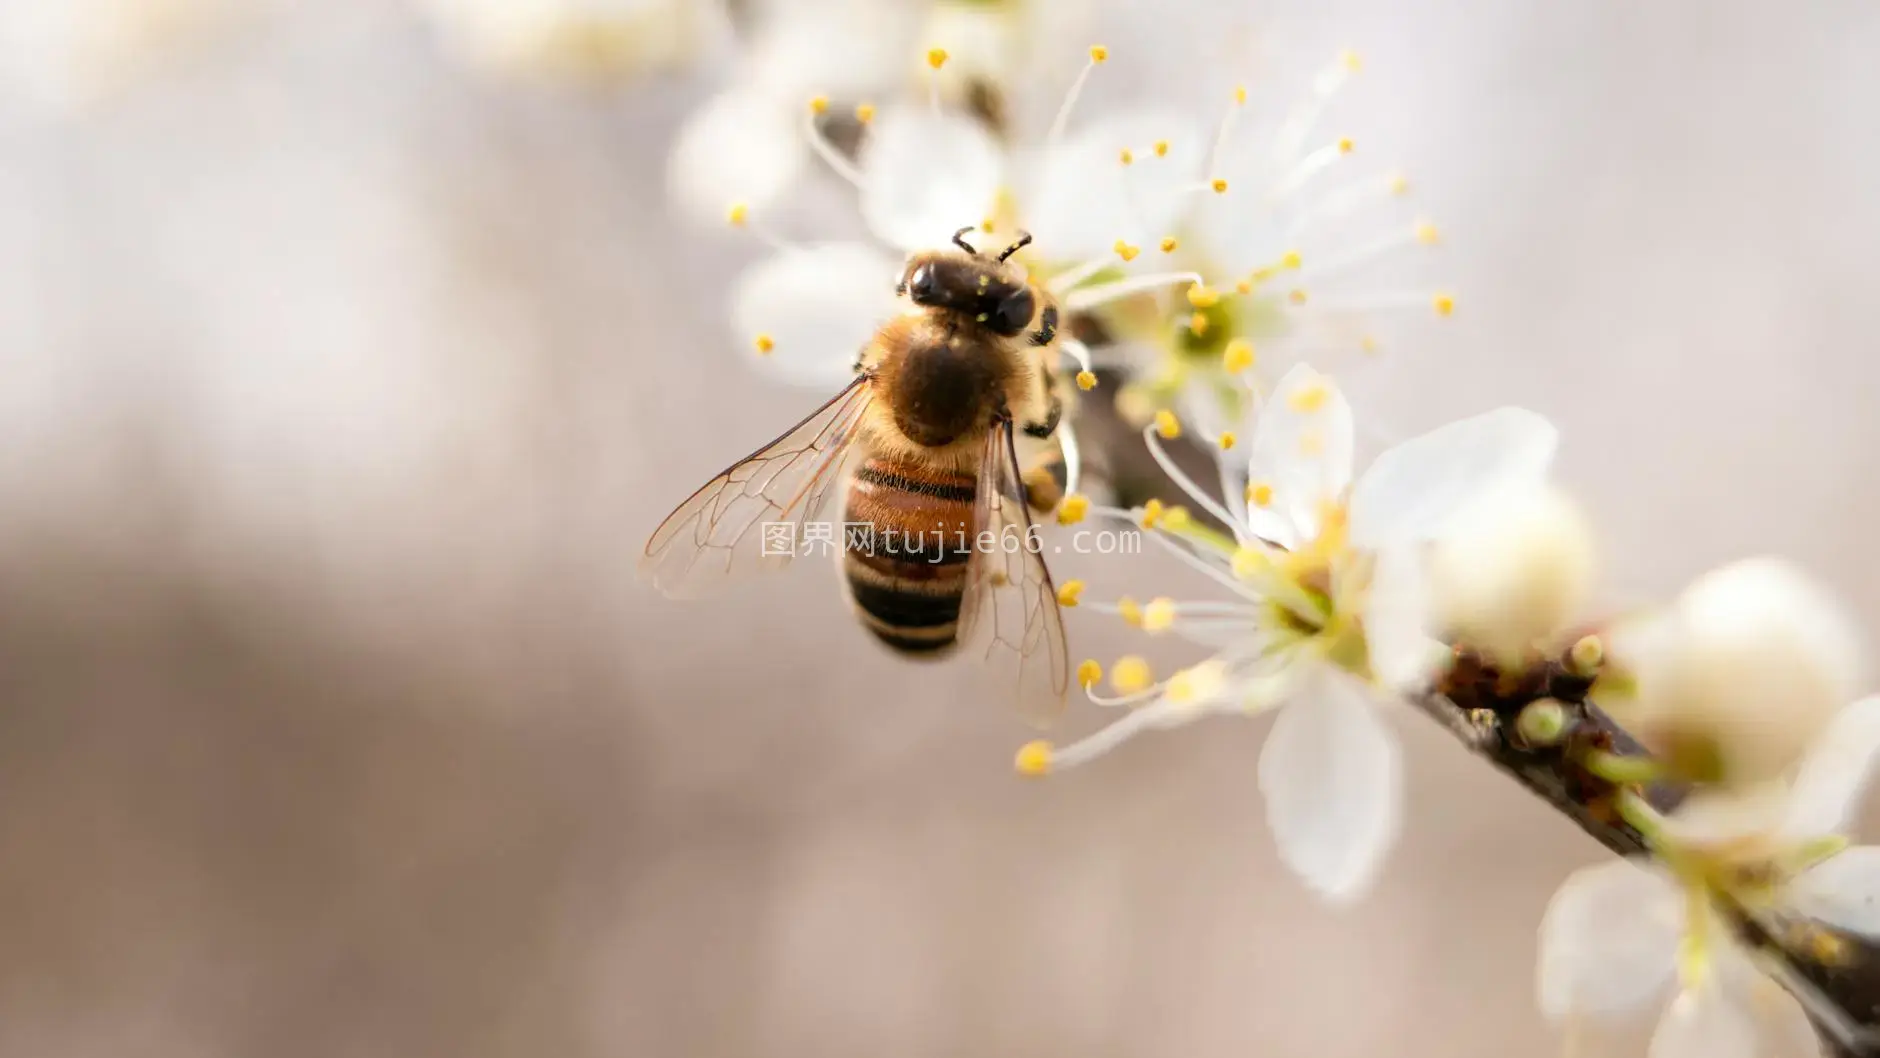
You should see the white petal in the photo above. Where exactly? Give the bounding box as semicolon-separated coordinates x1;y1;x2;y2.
1347;407;1559;549
1650;986;1757;1058
1536;858;1681;1020
1363;546;1443;692
1789;846;1880;936
1712;946;1818;1058
1257;669;1401;903
1659;785;1794;850
1242;363;1353;548
746;0;917;102
858;107;1004;252
1784;695;1880;837
666;89;807;228
1017;108;1206;262
731;244;901;389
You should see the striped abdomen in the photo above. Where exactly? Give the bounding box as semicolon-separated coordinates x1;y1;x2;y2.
843;457;977;656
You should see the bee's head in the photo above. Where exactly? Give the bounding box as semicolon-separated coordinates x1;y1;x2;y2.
897;228;1041;338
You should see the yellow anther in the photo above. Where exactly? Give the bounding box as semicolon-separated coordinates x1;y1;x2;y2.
1414;219;1441;245
1186;285;1220;309
1159;236;1179;253
1154;409;1182;440
1218;431;1237;450
1340;49;1363;72
1114;240;1140;262
1117;595;1144;627
1077;659;1103;688
1142;597;1177;633
753;333;776;354
1139;499;1164;529
1161;506;1192;532
1111;655;1154;695
980;216;996;233
1235;277;1254;295
1389;172;1410;195
1433;291;1456;316
1247;482;1274;507
1119;148;1134;165
1288;288;1309;306
1089;44;1109;62
1188;312;1210;336
1154;140;1170;157
1014;740;1054;777
1056;580;1086;607
1338;137;1355;154
1056;493;1090;526
1234;84;1248;104
1232;545;1270;580
1222;338;1256;374
726;202;751;227
1211;178;1229;194
1359;334;1380;354
926;47;949;69
1281;249;1303;270
1075;370;1098;391
808;95;829;115
1288;383;1331;413
854;102;876;123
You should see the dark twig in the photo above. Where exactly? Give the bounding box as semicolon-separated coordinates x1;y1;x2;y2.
1425;652;1880;1058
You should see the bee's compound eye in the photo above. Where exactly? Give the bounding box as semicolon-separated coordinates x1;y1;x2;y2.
990;288;1035;336
906;263;938;303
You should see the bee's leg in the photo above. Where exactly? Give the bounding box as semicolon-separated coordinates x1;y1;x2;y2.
1020;363;1062;440
1020;448;1068;514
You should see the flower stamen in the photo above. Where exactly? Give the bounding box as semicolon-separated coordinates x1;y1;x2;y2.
801;99;866;189
1045;44;1110;145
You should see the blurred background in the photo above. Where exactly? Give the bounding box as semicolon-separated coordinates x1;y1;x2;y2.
3;1;1879;1055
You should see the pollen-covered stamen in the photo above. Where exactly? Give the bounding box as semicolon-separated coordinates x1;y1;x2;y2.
1269;136;1356;201
1203;86;1249;181
725;200;802;252
1045;43;1110;146
1273;50;1362;164
1285;169;1410;238
1057;420;1084;497
1065;270;1207;313
1307;290;1456;317
800;98;866;189
1297;221;1441;281
924;47;949;113
1141;423;1248;538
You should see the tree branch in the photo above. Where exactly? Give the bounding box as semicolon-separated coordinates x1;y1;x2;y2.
1425;653;1880;1058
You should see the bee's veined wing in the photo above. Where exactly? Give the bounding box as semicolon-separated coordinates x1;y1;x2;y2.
954;415;1072;729
640;376;874;598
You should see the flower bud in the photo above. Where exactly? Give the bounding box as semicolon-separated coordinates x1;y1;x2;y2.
1429;482;1595;663
1616;557;1863;788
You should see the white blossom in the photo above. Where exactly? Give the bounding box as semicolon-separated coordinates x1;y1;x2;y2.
1607;557;1864;787
1429;481;1596;664
1073;51;1453;436
1538;697;1880;1058
1023;364;1558;901
707;40;1207;398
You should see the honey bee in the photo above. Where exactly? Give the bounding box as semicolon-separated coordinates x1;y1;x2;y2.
641;227;1072;726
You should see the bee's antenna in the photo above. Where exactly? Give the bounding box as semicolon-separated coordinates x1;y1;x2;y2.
997;231;1033;263
951;226;979;255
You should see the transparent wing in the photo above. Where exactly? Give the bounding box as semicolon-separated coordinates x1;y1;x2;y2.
955;416;1071;729
640;377;873;598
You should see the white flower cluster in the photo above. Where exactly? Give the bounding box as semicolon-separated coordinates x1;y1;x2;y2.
660;17;1880;1058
